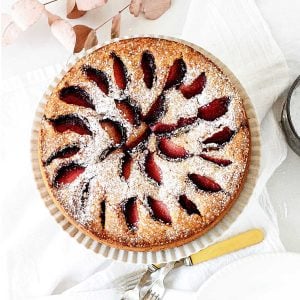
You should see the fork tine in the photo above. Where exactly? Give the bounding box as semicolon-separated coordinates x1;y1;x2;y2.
114;271;142;289
150;292;159;300
147;293;154;300
144;289;156;300
123;276;140;288
143;288;152;300
124;281;138;291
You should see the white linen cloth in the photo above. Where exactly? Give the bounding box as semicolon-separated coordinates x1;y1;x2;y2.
0;0;290;299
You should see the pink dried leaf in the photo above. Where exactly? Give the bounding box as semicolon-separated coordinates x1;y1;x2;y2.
50;19;76;52
11;0;45;31
75;0;107;11
111;13;121;39
73;24;98;53
46;10;60;26
142;0;171;20
67;0;86;19
129;0;142;17
1;13;22;46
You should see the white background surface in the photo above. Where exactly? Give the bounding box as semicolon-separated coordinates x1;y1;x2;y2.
196;253;300;299
1;0;300;253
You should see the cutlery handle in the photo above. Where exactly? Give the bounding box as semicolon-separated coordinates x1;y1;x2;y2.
184;228;264;266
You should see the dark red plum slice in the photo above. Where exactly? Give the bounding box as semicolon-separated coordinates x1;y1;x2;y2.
45;145;80;165
179;72;206;99
82;65;109;95
147;196;172;224
80;180;90;210
111;52;128;90
100;119;126;146
50;115;92;136
121;152;134;180
143;94;166;125
59;86;94;109
54;163;85;187
145;152;162;184
164;58;187;90
178;195;201;216
124;122;151;150
141;51;156;89
115;99;141;125
123;197;139;230
188;173;222;192
198;97;230;121
158;137;188;160
100;200;106;228
203;126;234;145
151;116;197;135
199;154;232;166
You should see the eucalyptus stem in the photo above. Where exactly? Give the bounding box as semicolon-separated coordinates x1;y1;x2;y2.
43;0;59;5
95;3;130;31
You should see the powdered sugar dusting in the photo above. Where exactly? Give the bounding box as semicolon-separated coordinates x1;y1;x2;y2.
39;38;250;249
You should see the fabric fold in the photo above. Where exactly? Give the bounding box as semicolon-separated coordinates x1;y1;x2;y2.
1;0;290;299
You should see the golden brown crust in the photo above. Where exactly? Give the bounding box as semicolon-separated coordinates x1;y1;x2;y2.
38;37;251;251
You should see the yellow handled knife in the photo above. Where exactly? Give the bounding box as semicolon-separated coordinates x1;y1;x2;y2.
183;228;264;265
150;228;264;271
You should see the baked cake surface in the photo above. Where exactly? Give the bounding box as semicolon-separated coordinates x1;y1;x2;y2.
38;37;251;251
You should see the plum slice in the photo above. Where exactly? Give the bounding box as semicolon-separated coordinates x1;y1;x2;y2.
164;58;187;90
151;116;197;135
198;97;230;121
50;115;92;135
188;173;222;192
111;52;128;90
100;200;106;228
141;51;156;89
45;145;80;165
80;181;90;210
124;122;151;150
82;65;109;95
115;99;141;125
59;86;94;109
178;195;201;216
145;152;162;184
158;137;188;160
100;119;126;146
179;72;206;99
199;154;232;166
121;152;134;180
123;197;139;230
147;196;172;224
203;126;234;145
54;163;85;187
143;94;166;125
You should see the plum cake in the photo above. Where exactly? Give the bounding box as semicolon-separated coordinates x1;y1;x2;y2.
38;37;251;251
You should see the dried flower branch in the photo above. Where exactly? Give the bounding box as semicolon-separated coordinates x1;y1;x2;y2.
76;0;107;11
141;0;171;20
128;0;171;20
95;4;129;31
129;0;142;17
111;13;121;39
2;0;172;52
49;13;76;51
73;24;98;52
11;0;45;30
1;13;22;45
66;0;86;19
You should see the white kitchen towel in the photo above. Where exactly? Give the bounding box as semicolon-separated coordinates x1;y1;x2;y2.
1;0;290;299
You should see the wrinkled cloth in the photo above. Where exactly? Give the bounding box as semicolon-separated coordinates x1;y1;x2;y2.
1;0;290;299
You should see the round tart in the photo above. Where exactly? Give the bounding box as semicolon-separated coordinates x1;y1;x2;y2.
38;37;251;251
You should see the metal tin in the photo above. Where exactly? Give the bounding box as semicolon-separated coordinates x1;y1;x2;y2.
281;75;300;156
